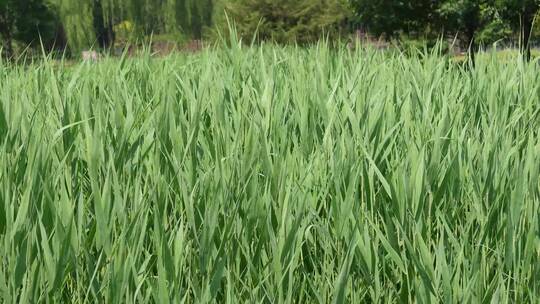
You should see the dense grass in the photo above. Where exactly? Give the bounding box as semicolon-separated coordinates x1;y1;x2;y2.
0;44;539;303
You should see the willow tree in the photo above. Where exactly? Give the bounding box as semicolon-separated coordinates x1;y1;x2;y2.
51;0;117;51
164;0;214;39
53;0;91;51
49;0;216;51
109;0;213;40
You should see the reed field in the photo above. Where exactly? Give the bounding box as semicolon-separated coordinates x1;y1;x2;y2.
0;44;539;303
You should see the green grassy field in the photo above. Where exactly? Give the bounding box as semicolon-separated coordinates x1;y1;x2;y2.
1;44;539;303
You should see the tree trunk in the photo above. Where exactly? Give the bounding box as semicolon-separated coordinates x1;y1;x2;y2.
52;24;68;52
466;31;477;68
108;19;115;47
93;0;115;49
521;14;533;62
1;34;14;60
0;24;14;60
465;7;479;68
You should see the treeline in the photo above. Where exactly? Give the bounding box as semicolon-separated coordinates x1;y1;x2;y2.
1;0;539;59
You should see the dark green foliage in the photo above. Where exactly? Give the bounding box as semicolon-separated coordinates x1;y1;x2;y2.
495;0;540;60
224;0;351;44
0;0;61;58
349;0;436;38
438;1;490;64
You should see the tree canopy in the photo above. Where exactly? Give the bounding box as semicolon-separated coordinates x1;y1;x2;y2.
1;0;60;58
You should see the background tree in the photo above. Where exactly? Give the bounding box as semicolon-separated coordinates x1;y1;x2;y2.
90;0;115;48
49;0;215;53
0;0;18;58
224;0;350;44
52;0;95;52
1;0;60;59
495;0;540;60
167;0;214;39
348;0;403;37
349;0;436;38
438;0;491;65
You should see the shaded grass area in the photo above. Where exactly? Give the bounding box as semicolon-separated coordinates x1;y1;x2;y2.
0;44;539;303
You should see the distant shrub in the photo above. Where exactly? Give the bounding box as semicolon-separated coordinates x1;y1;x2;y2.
222;0;351;44
114;20;135;42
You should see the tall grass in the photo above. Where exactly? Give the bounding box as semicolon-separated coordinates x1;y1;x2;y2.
0;44;539;303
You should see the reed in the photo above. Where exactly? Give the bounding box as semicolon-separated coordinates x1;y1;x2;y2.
0;44;539;303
